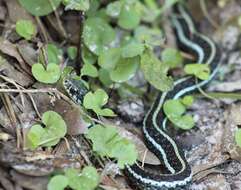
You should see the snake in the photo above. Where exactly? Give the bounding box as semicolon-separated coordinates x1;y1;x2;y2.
63;2;221;190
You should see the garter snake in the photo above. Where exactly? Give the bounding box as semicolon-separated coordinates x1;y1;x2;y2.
63;2;221;190
125;3;220;190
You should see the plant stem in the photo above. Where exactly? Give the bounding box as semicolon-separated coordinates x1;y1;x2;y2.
194;92;241;100
76;11;85;76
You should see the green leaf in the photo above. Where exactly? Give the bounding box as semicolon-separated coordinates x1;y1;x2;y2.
134;26;163;46
18;0;62;16
47;175;68;190
106;1;122;17
83;89;115;117
181;96;194;107
161;48;183;68
121;40;144;58
46;44;62;65
15;20;36;40
170;115;195;130
81;63;98;77
27;111;67;149
98;68;113;87
86;125;138;168
82;46;97;65
140;50;173;91
32;63;61;84
184;63;210;80
164;99;185;117
67;46;77;60
109;139;138;169
86;124;119;156
163;99;195;130
235;129;241;147
118;1;141;30
64;0;90;11
65;167;99;190
98;48;121;70
83;17;116;55
110;57;139;83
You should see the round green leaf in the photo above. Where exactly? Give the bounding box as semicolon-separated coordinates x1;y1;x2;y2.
81;63;98;77
47;175;68;190
26;111;67;149
66;167;99;190
106;1;122;17
170;115;195;130
163;99;195;130
98;68;113;87
110;57;139;83
134;26;163;46
118;2;140;30
161;48;183;68
98;48;121;70
181;96;194;107
163;99;186;117
140;50;173;91
82;46;97;65
46;44;62;65
18;0;62;16
184;63;210;80
67;46;77;60
83;18;116;55
121;41;144;58
15;19;36;40
64;0;90;11
32;63;61;84
26;124;46;149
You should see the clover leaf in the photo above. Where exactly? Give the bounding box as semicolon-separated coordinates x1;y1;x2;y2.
98;48;140;83
63;0;90;11
81;63;98;77
118;0;141;30
67;46;77;60
86;124;119;156
83;17;116;55
140;50;173;91
161;48;183;68
18;0;62;16
235;129;241;147
47;175;68;190
181;95;194;107
83;89;115;117
98;48;121;70
65;167;99;190
134;26;163;46
15;20;36;40
109;139;138;168
86;125;138;168
184;63;210;80
98;68;113;87
106;1;122;17
46;44;62;65
32;63;61;84
27;111;67;149
163;99;195;130
121;40;144;58
109;57;139;83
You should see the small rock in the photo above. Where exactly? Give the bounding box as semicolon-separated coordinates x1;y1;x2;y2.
117;99;145;123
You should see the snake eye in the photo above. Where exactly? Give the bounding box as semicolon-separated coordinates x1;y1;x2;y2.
63;78;89;105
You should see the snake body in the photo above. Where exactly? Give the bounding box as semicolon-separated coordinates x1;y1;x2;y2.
63;2;221;190
124;3;220;190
